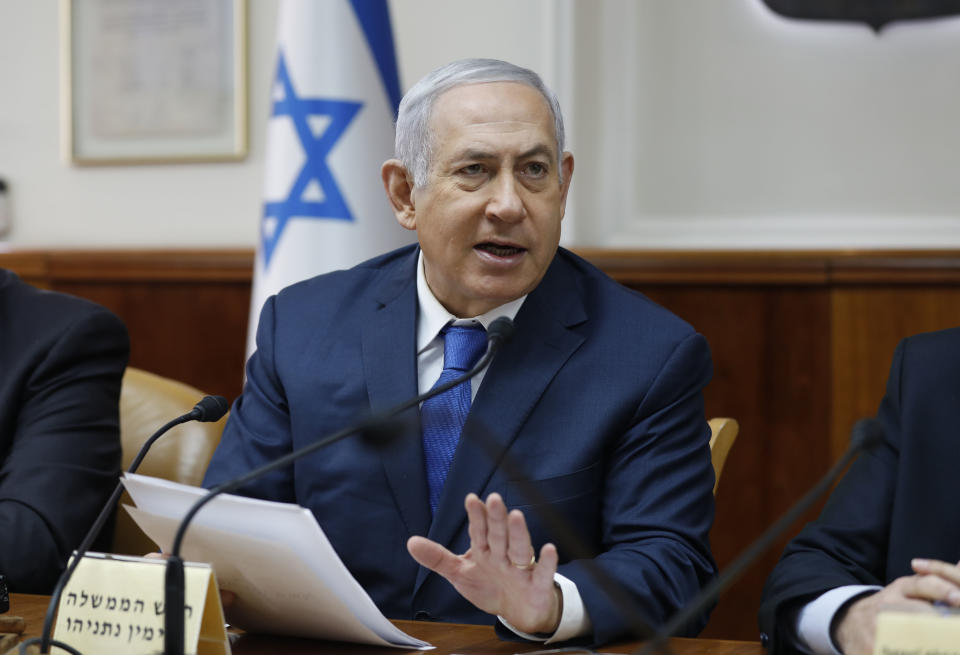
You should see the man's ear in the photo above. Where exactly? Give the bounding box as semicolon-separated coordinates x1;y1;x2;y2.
381;159;417;231
558;152;575;219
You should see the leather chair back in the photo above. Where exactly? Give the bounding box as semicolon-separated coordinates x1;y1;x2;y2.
708;417;739;495
113;367;227;554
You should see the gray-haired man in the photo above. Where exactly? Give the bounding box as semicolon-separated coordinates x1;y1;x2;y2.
205;58;717;645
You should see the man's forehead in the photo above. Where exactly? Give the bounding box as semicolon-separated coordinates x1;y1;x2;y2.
430;82;555;145
435;82;550;120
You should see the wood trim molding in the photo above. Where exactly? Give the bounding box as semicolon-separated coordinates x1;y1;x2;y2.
4;248;960;286
574;248;960;285
0;249;254;282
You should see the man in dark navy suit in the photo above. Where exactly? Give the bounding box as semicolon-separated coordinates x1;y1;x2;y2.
0;269;128;592
204;58;717;645
760;327;960;655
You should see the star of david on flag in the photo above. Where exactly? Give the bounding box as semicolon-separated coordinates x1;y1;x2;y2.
261;54;363;267
247;0;414;357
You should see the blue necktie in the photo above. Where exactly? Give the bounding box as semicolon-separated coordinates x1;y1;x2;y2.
421;324;488;514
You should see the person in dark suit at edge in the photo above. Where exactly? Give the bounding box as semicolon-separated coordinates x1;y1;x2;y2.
759;327;960;654
0;268;129;592
203;58;717;646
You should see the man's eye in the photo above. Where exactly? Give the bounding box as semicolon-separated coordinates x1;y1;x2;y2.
460;164;485;176
523;162;548;177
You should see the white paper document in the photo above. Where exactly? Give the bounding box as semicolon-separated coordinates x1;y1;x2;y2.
121;473;432;650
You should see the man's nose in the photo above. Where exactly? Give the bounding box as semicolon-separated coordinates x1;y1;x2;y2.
486;174;525;223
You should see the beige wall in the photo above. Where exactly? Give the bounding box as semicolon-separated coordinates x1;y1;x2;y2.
0;0;557;247
1;1;959;249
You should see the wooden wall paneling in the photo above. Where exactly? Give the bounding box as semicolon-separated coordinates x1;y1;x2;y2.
45;249;254;282
576;249;830;286
0;250;253;402
0;252;49;287
54;280;251;401
635;285;832;641
830;286;960;460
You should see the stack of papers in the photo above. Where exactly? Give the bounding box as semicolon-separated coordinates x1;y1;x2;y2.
121;473;432;650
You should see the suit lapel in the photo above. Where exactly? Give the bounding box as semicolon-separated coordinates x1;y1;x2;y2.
361;249;433;540
415;252;588;592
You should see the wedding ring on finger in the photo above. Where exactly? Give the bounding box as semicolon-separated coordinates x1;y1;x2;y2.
511;554;536;570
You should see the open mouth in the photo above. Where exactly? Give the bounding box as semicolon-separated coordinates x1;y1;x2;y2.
475;242;526;257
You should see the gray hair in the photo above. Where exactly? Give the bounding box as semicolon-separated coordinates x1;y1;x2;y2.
395;58;566;188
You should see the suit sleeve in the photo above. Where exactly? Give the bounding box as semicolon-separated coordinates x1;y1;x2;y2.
559;331;718;644
203;295;297;501
0;307;128;593
757;341;905;653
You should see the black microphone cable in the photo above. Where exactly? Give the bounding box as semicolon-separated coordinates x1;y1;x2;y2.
20;394;229;655
634;417;886;655
163;318;514;655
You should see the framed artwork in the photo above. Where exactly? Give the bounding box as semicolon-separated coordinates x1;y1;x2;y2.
61;0;247;165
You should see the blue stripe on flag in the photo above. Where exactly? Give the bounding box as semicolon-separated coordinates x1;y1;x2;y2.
348;0;402;115
261;52;363;268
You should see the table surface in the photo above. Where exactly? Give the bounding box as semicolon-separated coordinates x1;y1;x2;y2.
7;593;763;655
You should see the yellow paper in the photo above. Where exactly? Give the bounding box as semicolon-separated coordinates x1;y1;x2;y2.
52;553;229;655
874;610;960;655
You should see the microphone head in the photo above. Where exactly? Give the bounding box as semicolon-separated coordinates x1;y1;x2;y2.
192;395;230;423
850;417;885;452
487;316;515;345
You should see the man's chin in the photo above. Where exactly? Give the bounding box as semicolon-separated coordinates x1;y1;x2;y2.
466;283;535;313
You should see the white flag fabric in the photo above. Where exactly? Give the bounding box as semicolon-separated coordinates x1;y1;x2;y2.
248;0;413;356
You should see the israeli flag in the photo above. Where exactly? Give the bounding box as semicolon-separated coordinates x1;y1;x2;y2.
248;0;413;356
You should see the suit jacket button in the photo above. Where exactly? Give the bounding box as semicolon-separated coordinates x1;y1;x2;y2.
415;610;432;620
760;632;769;648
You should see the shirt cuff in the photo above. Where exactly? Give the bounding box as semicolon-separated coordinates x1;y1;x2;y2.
498;572;593;643
795;585;881;655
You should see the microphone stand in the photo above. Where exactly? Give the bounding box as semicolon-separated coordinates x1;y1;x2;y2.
163;320;513;655
22;396;229;655
634;418;886;655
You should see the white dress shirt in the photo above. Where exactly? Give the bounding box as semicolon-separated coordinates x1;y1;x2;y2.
414;252;592;643
794;585;880;654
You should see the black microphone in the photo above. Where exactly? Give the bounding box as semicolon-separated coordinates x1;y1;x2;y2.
24;395;229;655
189;395;231;423
162;318;514;655
486;315;515;347
634;417;886;655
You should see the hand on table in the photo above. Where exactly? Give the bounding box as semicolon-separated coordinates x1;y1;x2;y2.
407;492;561;635
834;558;960;655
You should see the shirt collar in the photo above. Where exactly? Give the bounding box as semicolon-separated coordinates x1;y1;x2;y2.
416;250;526;354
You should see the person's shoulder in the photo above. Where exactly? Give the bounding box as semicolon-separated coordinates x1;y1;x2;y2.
901;325;960;348
271;245;417;315
898;326;960;368
555;248;697;337
0;268;125;332
281;245;415;295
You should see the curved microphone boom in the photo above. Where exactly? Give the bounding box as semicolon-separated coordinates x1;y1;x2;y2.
635;417;886;655
163;318;514;655
24;395;229;655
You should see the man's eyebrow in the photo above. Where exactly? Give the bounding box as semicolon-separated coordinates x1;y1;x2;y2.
518;144;554;160
450;148;497;162
451;144;555;163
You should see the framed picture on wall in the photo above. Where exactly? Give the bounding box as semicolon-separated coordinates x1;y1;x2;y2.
61;0;248;165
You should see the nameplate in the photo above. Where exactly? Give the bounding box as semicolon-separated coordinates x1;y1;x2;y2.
874;610;960;655
52;553;229;655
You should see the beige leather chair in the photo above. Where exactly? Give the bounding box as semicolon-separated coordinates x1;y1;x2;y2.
113;367;227;555
708;417;739;495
